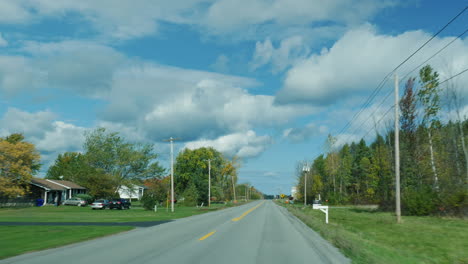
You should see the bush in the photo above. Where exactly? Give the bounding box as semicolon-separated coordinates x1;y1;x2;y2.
180;183;199;207
141;193;158;210
75;194;93;204
402;187;437;216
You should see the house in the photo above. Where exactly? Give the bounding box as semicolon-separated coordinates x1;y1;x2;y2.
118;185;146;200
29;178;86;205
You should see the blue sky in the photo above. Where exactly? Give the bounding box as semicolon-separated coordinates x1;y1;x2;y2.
1;0;467;195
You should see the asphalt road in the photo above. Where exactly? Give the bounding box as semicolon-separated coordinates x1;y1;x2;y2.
1;200;349;264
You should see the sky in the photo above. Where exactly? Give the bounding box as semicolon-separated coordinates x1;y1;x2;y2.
0;0;467;195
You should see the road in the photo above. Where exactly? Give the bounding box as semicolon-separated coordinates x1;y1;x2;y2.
1;200;349;264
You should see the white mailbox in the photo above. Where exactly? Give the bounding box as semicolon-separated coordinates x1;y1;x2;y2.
312;203;329;224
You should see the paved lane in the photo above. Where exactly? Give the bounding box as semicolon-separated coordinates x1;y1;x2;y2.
1;200;349;264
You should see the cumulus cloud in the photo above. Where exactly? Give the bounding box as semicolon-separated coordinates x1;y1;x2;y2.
0;108;57;141
22;40;126;97
184;130;272;158
276;24;468;105
283;123;328;143
100;63;315;142
0;55;46;95
202;0;395;37
0;108;87;168
0;0;396;40
250;36;310;73
1;39;316;159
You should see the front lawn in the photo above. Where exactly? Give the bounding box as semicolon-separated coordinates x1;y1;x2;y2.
0;203;228;223
0;226;133;260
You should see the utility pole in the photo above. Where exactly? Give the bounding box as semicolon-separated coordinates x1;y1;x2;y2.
303;162;310;206
208;159;211;208
164;137;179;213
394;74;401;223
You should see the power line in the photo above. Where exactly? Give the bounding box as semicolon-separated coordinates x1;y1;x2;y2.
345;27;468;145
440;68;468;85
358;68;468;141
324;7;467;152
401;27;468;81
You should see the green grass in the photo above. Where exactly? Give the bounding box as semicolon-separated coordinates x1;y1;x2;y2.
0;225;133;260
0;203;230;223
280;203;468;264
0;202;246;260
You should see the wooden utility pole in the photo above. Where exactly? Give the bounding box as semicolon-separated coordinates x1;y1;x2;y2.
208;159;211;207
394;74;401;223
163;137;180;213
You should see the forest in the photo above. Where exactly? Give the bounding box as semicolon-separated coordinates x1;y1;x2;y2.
296;65;467;216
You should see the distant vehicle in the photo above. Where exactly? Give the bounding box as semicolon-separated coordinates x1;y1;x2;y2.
109;198;131;210
90;199;110;210
63;197;87;206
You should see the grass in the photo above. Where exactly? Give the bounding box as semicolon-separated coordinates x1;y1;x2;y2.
0;202;244;260
279;202;468;264
0;203;230;223
0;225;133;260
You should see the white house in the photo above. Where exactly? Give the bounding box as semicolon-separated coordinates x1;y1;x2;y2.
118;185;146;200
291;186;298;200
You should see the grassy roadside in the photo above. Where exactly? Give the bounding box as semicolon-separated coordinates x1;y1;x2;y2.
0;226;133;260
0;202;248;260
278;202;468;264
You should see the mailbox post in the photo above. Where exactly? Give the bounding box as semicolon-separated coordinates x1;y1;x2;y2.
312;202;329;224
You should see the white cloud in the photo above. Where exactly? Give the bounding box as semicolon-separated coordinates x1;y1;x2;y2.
210;54;230;73
0;108;87;168
283;122;328;143
22;40;126;97
184;130;272;158
276;24;468;105
0;0;396;40
0;56;46;95
100;63;315;142
0;108;57;140
251;36;310;73
0;33;7;46
35;121;86;153
1;39;316;151
202;0;394;37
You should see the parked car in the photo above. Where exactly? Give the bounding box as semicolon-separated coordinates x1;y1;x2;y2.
90;199;110;210
63;197;87;206
109;198;131;210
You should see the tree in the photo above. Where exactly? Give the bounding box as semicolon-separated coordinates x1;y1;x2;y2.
46;152;117;198
141;177;170;210
174;147;230;203
83;128;164;190
0;134;41;197
418;65;441;190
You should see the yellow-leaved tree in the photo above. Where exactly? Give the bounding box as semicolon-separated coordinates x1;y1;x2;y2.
0;134;41;198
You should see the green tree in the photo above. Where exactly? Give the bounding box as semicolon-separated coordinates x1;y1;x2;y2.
83;128;165;190
174;147;229;203
46;152;117;198
418;65;441;190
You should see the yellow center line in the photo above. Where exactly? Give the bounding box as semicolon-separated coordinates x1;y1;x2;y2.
199;230;216;241
232;201;265;222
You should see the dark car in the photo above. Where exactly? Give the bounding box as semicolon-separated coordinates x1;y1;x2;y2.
109;198;131;210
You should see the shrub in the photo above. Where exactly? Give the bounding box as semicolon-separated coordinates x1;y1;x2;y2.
141;193;157;210
402;187;437;216
180;183;199;207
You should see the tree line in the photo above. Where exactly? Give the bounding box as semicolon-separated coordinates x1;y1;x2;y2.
0;127;262;208
296;65;467;216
